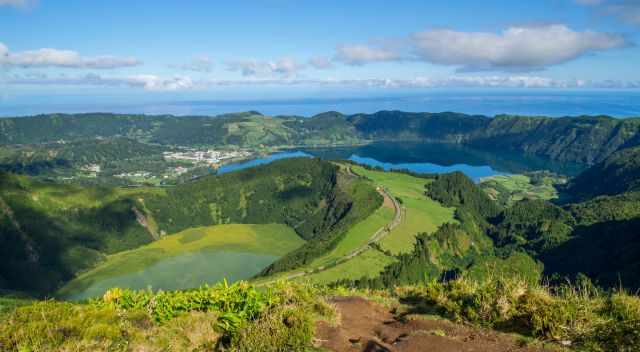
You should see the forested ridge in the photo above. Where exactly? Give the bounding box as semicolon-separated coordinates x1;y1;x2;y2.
2;110;639;164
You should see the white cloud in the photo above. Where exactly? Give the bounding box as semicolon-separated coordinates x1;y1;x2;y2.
226;57;304;77
331;25;627;71
0;42;141;69
335;44;401;65
170;56;213;73
411;25;627;72
308;56;334;69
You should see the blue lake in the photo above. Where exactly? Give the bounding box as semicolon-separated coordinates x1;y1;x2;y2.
216;142;585;180
348;155;505;181
217;151;311;174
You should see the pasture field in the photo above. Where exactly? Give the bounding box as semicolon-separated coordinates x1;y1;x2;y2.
479;173;562;207
58;224;304;300
351;165;456;254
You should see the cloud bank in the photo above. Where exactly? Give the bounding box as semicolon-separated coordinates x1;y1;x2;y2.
6;72;640;91
0;43;141;69
5;73;194;91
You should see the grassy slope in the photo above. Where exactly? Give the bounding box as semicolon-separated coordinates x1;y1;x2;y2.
307;206;394;268
350;165;456;254
57;224;303;300
274;165;456;284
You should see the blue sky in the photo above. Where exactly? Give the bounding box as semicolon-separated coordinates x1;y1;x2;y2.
1;0;640;101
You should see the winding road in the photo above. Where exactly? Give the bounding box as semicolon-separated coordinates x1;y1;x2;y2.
258;168;403;285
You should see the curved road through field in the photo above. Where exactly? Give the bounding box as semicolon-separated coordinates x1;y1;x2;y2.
259;168;402;284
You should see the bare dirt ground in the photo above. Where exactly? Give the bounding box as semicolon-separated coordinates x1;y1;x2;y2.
315;296;554;352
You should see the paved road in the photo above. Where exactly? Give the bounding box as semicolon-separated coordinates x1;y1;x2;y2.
258;169;402;285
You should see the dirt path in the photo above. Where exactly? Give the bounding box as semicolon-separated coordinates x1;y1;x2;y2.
316;296;552;352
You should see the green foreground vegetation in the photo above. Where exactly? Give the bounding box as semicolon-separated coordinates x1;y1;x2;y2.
2;276;640;351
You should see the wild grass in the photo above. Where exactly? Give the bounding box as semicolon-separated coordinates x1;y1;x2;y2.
394;275;640;351
3;277;640;351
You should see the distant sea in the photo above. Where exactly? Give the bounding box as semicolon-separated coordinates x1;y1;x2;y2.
2;90;640;118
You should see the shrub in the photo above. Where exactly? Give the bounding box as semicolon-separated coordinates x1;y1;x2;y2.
0;281;334;351
96;280;265;334
231;305;314;351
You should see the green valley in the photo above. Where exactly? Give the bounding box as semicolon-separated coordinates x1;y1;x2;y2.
2;111;640;352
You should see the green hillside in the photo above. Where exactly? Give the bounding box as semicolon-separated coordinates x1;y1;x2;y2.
0;158;380;296
565;146;640;201
0;173;160;293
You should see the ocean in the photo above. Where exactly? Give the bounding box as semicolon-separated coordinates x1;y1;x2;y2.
2;90;640;118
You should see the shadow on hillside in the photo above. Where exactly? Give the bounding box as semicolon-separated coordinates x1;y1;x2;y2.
541;218;640;291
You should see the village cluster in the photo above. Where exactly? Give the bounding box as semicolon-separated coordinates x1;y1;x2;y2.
163;149;251;164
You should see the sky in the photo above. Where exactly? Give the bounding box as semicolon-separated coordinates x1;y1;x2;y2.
1;0;640;108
